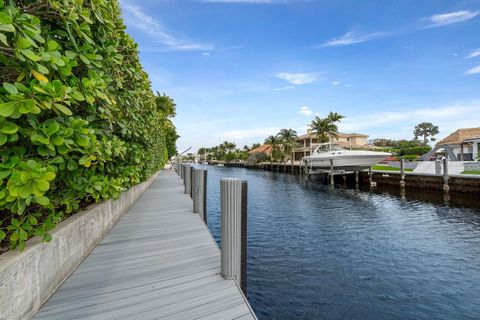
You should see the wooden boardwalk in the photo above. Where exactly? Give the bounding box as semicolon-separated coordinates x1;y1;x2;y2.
35;170;256;320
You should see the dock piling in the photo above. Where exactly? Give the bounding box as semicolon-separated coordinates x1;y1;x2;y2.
220;178;247;289
193;169;208;223
184;166;191;194
400;158;406;188
442;157;449;192
330;159;334;187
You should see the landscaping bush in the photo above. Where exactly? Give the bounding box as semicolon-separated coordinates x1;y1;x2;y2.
0;0;176;250
398;146;431;156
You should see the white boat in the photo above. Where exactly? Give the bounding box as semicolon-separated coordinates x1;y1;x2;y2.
302;143;390;170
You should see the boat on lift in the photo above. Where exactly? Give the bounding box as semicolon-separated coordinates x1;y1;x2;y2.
302;143;390;170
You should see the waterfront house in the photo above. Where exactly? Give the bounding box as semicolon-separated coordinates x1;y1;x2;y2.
423;127;480;161
293;129;369;161
248;144;273;157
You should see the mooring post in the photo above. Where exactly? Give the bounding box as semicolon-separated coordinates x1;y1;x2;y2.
190;167;194;198
400;158;406;188
220;178;246;289
369;166;376;187
193;169;208;223
355;171;359;185
435;159;441;175
330;159;334;187
442;157;449;192
240;181;248;296
184;166;191;194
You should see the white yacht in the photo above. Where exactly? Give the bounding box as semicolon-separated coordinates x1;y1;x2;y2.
302;143;390;170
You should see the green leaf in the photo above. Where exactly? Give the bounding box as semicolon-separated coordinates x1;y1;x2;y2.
0;101;16;117
0;133;6;145
0;122;18;134
0;24;14;32
19;184;33;198
3;82;18;95
0;33;7;46
41;172;55;181
10;230;18;242
0;170;11;179
79;54;90;65
0;230;6;240
21;49;42;62
43;233;52;242
34;196;49;206
16;37;32;49
34;179;50;193
19;229;28;241
47;40;59;51
54;103;73;116
0;12;12;24
29;216;38;225
65;50;77;59
0;0;5;8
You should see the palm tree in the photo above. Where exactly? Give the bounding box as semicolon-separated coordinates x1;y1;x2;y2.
325;111;345;142
265;135;281;169
309;112;345;145
278;128;298;169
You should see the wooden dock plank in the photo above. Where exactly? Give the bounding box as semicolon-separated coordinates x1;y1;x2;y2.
34;170;256;320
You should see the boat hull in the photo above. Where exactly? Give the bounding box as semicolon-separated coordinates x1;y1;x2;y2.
303;153;389;170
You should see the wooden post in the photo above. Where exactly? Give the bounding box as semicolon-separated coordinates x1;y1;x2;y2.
184;166;191;194
369;166;376;187
330;159;334;187
190;167;194;198
400;158;406;188
435;159;442;175
240;181;248;296
220;178;242;283
203;170;208;223
443;157;449;192
355;171;359;185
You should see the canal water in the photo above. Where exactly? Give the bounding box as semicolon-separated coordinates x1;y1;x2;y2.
203;165;480;320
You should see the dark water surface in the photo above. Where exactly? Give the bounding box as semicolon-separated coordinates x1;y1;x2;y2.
202;165;480;320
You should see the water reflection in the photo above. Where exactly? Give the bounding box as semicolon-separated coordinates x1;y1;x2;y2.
201;165;480;320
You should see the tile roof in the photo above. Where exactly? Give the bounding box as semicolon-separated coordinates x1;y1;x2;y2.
436;127;480;146
248;144;272;155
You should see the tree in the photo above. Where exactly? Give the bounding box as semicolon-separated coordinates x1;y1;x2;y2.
278;128;298;168
265;135;282;167
251;143;261;149
309;111;345;143
414;122;439;144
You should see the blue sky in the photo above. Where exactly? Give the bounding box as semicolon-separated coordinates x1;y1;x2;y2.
120;0;480;152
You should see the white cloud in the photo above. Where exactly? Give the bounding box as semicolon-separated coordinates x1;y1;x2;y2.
274;85;295;91
427;10;479;27
299;106;313;116
465;65;480;75
121;2;212;51
338;102;480;141
201;52;211;56
331;81;340;86
276;72;317;85
322;31;385;47
465;49;480;59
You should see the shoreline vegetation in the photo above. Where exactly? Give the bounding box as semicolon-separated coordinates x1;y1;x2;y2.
0;1;178;252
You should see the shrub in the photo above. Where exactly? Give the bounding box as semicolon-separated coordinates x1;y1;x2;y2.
0;0;176;250
398;146;431;156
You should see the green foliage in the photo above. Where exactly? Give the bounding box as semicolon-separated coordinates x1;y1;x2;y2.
398;146;431;156
0;0;177;250
309;111;345;143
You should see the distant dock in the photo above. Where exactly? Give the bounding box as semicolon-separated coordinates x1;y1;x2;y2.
35;170;256;320
214;162;480;194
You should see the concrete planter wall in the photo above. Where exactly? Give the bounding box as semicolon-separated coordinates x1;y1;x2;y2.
0;172;159;320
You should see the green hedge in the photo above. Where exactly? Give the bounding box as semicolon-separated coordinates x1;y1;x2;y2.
0;0;176;250
398;146;431;156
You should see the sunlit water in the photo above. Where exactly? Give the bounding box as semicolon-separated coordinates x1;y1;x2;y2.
201;165;480;320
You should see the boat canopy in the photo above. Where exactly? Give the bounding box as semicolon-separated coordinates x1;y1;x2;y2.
313;143;344;154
